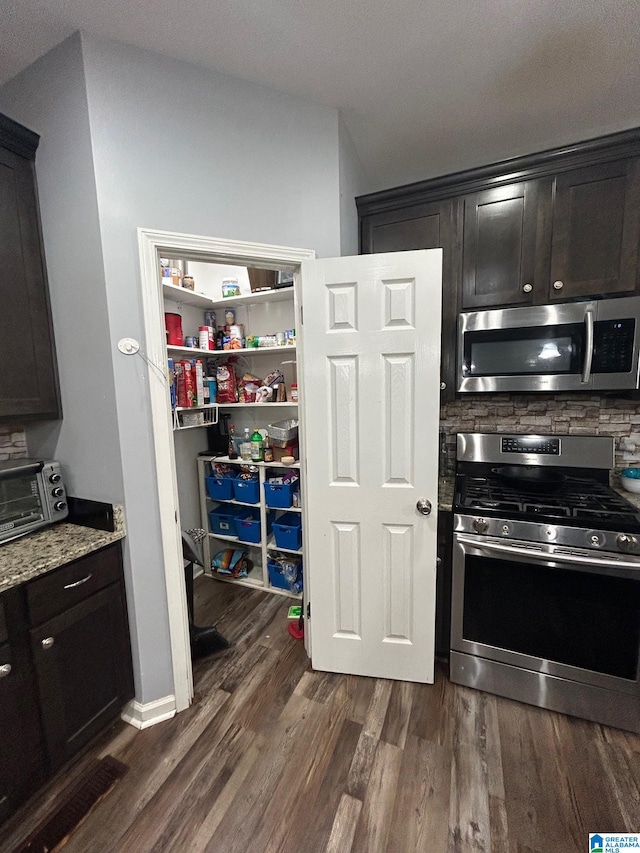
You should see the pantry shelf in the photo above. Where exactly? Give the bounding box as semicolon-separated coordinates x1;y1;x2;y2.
163;282;294;309
167;344;296;357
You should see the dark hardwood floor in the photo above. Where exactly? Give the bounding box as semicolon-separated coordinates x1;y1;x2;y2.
1;576;638;852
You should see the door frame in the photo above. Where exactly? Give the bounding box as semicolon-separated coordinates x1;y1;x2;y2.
138;228;315;713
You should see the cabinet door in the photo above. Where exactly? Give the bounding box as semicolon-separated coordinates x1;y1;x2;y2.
30;583;134;771
0;590;45;824
360;200;457;398
550;159;640;299
462;181;539;308
0;144;60;420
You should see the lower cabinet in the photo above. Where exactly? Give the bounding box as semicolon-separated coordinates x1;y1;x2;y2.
0;589;46;825
0;542;134;823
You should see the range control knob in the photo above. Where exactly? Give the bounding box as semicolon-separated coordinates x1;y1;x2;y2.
51;487;64;498
617;534;639;553
473;518;488;534
53;501;67;512
49;472;61;483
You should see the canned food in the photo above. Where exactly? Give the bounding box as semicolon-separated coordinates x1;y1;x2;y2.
285;329;295;344
185;336;197;348
182;276;195;290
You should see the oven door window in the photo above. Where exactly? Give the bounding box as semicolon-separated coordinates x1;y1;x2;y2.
463;554;640;680
462;324;584;377
0;472;45;534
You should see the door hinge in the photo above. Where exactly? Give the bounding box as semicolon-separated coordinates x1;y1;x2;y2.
306;602;311;619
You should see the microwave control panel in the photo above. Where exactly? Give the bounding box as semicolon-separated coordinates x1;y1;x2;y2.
592;319;635;373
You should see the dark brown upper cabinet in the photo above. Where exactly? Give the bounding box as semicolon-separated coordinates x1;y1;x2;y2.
549;159;640;300
462;181;540;309
357;129;640;351
0;113;61;422
359;199;458;400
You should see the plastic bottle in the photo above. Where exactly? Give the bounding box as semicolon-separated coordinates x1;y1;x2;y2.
228;424;238;459
290;383;298;403
241;428;252;461
250;428;264;462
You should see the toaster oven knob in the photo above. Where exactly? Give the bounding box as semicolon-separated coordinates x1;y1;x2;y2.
53;501;67;512
473;518;488;534
49;472;61;483
617;534;639;552
51;487;64;498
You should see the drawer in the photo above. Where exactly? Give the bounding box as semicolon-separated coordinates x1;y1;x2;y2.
26;544;122;626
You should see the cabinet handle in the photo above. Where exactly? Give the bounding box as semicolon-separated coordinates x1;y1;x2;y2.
553;280;564;290
63;573;92;590
440;381;447;391
41;637;55;650
0;663;11;678
522;283;533;293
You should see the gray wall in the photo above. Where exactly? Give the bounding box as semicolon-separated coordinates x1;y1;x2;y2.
338;116;371;256
0;33;123;505
0;32;345;706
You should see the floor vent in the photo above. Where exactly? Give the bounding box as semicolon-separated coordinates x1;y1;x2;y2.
12;756;128;853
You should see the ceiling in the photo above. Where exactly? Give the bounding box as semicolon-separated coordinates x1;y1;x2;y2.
2;0;640;190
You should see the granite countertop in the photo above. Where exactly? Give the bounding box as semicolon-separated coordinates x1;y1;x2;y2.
0;505;126;594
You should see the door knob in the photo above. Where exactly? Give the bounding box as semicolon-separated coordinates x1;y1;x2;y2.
41;637;55;650
416;498;432;516
553;280;564;290
0;663;11;678
523;283;533;293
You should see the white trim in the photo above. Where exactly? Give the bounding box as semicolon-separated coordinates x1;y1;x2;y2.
137;229;315;714
120;695;177;730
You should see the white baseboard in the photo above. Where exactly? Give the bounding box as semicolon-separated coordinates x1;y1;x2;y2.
121;695;177;729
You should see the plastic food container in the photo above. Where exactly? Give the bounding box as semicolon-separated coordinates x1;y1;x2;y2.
222;278;241;298
621;468;640;493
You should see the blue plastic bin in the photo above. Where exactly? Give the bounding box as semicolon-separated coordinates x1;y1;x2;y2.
268;557;303;593
234;508;262;543
272;512;302;550
268;559;291;590
209;504;242;536
205;476;235;501
233;477;260;504
264;481;294;509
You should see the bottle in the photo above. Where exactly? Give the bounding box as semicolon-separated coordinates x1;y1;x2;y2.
290;383;298;403
228;424;238;459
250;428;264;462
263;431;274;463
241;428;252;461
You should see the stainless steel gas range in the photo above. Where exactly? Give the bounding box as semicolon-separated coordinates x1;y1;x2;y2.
450;432;640;733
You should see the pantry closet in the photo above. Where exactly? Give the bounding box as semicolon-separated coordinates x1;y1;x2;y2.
137;230;442;713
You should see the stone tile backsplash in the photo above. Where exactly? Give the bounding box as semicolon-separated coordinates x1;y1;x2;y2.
440;394;640;471
0;425;28;461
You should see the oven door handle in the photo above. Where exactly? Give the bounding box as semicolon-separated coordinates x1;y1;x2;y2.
455;533;640;574
581;307;594;384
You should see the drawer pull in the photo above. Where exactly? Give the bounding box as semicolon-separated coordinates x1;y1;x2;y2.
0;663;11;678
41;637;55;650
63;573;92;590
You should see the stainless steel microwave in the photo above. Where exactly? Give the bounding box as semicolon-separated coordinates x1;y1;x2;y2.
457;296;640;393
0;459;68;544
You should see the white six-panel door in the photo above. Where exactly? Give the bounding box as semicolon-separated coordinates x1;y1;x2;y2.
301;250;442;683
